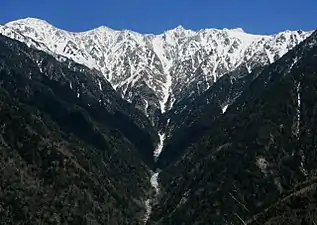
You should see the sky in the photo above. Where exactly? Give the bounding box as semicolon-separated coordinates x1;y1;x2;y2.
1;0;316;34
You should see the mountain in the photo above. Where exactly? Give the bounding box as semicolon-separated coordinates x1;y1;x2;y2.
148;30;317;225
1;17;317;225
0;34;158;224
0;18;312;123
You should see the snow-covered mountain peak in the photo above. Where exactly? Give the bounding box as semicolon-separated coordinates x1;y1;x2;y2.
87;25;117;35
222;27;246;33
230;28;245;33
7;17;51;27
174;25;185;30
1;18;313;120
168;25;188;33
164;25;196;39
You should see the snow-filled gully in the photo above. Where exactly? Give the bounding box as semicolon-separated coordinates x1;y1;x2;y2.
143;132;165;224
295;82;301;140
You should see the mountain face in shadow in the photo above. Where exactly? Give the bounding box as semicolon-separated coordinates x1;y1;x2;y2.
0;35;157;225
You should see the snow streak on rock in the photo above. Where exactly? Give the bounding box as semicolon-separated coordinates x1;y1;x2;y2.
222;104;229;114
295;81;301;140
143;171;161;224
143;111;167;222
154;133;166;161
144;132;165;223
143;199;151;224
150;172;160;195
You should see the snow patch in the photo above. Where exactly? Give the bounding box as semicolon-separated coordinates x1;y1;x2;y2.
222;104;229;114
290;57;299;70
143;171;161;224
150;172;160;194
98;80;102;91
144;132;165;223
144;99;149;117
265;49;274;64
143;199;152;223
246;64;252;74
154;133;166;160
167;118;171;126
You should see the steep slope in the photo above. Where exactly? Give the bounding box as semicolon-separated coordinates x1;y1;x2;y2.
158;32;312;168
148;31;317;224
1;18;315;225
156;30;313;168
0;18;312;122
0;35;157;224
157;66;264;168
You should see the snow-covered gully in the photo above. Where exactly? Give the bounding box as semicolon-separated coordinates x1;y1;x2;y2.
153;133;166;161
143;133;165;224
295;81;301;140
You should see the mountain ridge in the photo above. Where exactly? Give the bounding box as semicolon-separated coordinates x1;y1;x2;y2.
0;18;312;120
5;17;308;36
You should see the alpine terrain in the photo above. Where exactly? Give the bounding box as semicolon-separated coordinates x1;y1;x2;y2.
0;18;312;119
0;17;316;225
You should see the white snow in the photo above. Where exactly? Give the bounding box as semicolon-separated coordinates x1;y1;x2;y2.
143;199;152;223
222;104;229;114
77;92;80;98
154;133;166;160
151;37;174;113
98;80;102;91
144;133;165;223
2;18;312;118
246;64;252;74
295;81;301;139
167;118;171;126
265;49;274;64
290;57;299;70
143;171;161;224
150;172;160;194
144;99;149;118
160;72;172;113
